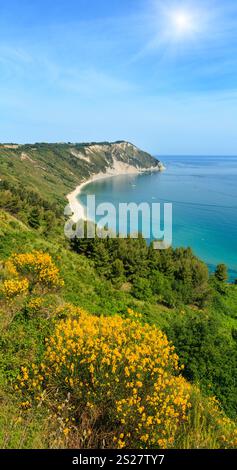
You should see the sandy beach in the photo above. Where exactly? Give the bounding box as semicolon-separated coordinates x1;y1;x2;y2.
66;172;121;222
66;162;165;223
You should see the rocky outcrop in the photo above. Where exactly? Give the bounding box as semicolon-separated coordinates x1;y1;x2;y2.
67;141;164;175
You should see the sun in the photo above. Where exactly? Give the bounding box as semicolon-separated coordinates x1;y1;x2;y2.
172;11;193;32
168;9;198;38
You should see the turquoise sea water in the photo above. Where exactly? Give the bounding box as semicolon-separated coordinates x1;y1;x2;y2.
79;156;237;281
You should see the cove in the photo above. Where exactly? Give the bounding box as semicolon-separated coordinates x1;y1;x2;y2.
79;155;237;281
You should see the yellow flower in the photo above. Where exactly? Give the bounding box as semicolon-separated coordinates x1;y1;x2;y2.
19;306;191;449
1;278;29;299
27;297;43;312
136;381;143;388
10;251;64;289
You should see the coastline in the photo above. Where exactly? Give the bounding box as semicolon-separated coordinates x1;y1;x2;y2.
66;163;165;223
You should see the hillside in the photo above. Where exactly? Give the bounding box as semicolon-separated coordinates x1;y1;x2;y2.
0;209;237;449
0;141;163;208
0;141;237;450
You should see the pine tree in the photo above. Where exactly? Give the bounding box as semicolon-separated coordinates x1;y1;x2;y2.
111;258;125;285
28;207;41;229
215;264;228;283
93;240;111;277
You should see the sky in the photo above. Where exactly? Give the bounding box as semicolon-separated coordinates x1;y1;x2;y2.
0;0;237;155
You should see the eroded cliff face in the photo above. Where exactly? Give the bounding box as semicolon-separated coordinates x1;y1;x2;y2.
68;141;164;174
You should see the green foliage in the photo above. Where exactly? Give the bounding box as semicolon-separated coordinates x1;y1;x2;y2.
71;234;211;308
28;208;41;229
0;142;160;216
215;264;228;282
175;387;237;449
132;277;153;300
0;180;62;235
0;140;236;448
164;308;237;419
111;259;125;286
0;239;236;448
150;271;176;307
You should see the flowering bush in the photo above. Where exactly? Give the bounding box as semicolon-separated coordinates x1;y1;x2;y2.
27;297;44;313
19;308;191;448
9;251;64;289
0;278;29;299
4;260;18;277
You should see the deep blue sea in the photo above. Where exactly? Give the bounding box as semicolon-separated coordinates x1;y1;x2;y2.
79;156;237;281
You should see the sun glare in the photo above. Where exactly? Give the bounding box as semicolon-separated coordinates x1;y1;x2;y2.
170;9;196;37
172;11;193;32
163;7;203;41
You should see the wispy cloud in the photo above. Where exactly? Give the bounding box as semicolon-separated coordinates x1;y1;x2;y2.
55;68;136;96
0;0;237;153
0;42;137;99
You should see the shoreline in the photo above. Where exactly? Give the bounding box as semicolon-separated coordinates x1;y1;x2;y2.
66;164;165;222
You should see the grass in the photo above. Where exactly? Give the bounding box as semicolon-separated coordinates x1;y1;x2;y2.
0;209;236;448
1;142;236;448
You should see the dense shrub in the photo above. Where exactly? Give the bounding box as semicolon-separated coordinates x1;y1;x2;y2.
0;278;29;299
0;179;61;234
215;264;228;283
132;278;152;300
71;234;211;307
0;242;236;449
9;251;64;290
19;308;191;449
164;309;237;419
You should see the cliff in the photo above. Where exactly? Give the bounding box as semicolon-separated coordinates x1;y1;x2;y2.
0;141;164;207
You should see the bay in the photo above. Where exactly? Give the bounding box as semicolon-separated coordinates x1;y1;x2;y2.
79;155;237;281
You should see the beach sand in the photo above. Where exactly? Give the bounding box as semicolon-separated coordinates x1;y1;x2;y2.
66;162;165;223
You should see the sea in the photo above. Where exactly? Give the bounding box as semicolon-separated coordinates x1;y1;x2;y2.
78;155;237;281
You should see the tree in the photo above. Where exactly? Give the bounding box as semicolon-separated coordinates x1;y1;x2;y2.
43;210;57;234
93;239;111;277
165;310;237;419
28;207;41;229
215;264;228;283
111;259;125;286
132;277;152;301
150;271;177;307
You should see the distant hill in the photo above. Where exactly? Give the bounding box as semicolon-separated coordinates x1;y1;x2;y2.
0;141;163;207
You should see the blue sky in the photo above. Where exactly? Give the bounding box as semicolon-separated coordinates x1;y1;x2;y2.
0;0;237;154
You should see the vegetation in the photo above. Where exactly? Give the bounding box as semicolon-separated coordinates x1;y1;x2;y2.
0;242;236;448
0;142;236;449
215;264;228;283
0;142;160;210
71;236;211;308
18;308;191;449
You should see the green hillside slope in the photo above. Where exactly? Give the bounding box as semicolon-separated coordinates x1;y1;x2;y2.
0;142;236;449
0;141;162;207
